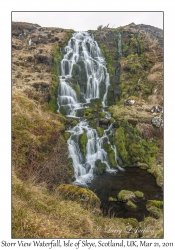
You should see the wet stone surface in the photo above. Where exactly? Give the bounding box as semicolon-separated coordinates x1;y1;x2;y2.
88;167;163;221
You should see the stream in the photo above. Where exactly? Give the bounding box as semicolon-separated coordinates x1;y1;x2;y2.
57;31;163;220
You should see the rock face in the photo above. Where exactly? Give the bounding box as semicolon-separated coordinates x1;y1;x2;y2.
90;23;163;184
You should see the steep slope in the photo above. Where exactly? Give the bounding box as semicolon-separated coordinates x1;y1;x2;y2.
12;22;75;188
90;23;163;187
12;22;163;238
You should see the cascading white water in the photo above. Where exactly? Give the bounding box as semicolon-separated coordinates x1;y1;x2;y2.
58;31;118;186
118;33;122;56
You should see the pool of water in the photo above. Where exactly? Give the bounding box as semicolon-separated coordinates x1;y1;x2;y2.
88;167;163;221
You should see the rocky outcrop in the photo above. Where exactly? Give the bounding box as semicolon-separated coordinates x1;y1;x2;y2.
91;24;163;183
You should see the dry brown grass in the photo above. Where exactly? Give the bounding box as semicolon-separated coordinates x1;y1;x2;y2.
12;89;72;189
147;94;163;106
139;216;163;238
136;123;157;140
150;63;163;73
147;72;161;83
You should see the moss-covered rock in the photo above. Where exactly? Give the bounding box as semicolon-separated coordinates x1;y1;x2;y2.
126;200;137;210
117;190;136;201
93;159;106;175
134;190;144;198
109;196;117;201
66;118;78;127
114;127;130;166
64;132;71;141
79;133;88;156
103;143;118;168
146;200;163;218
55;184;101;209
71;119;78;126
96;127;104;137
114;119;158;167
84;111;93;119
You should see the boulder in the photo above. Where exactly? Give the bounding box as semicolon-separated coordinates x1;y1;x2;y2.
117;190;136;202
124;99;135;106
152;116;163;128
98;118;110;127
55;184;101;210
134;190;144;198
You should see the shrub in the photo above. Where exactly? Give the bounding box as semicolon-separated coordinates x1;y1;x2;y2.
97;25;103;30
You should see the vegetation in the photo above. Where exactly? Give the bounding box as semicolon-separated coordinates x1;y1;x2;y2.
12;22;163;239
126;200;137;209
55;184;101;209
97;25;103;30
113;118;158;167
13;171;163;238
93;159;107;175
12;90;73;189
103;143;118;168
48;46;62;113
96;127;104;137
146;200;163;218
134;191;144;198
79;133;88;156
117;190;136;201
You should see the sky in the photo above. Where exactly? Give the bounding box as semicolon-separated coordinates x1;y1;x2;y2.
12;11;163;31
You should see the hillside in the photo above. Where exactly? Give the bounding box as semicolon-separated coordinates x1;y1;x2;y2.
12;21;163;238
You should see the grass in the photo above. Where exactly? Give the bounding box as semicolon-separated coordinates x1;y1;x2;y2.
12;89;72;189
12;172;163;238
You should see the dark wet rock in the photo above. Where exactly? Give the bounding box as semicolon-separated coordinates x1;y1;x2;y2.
98;118;110;127
151;105;163;113
93;159;107;175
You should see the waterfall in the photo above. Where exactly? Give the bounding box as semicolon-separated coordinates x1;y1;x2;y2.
58;31;118;186
118;33;122;56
